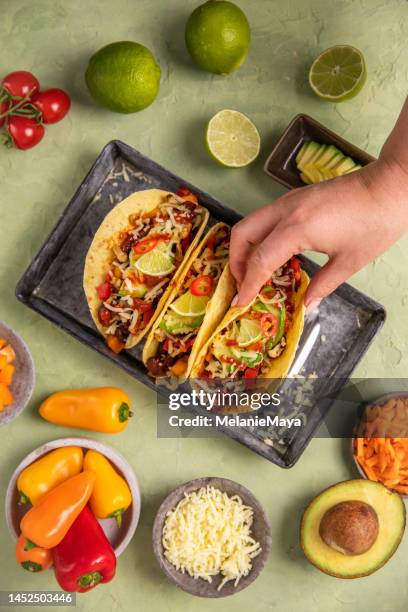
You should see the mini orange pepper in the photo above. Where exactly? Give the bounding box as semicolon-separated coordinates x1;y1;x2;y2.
39;387;132;433
20;471;95;549
16;534;53;573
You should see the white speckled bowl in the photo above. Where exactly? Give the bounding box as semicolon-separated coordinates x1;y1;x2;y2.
352;392;408;499
5;437;141;557
0;321;35;426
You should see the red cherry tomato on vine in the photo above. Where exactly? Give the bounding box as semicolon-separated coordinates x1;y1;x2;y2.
31;88;71;124
190;275;214;297
7;116;45;150
1;71;40;99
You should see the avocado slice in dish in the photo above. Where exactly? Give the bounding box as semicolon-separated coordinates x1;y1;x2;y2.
331;156;357;177
296;141;322;169
300;479;406;578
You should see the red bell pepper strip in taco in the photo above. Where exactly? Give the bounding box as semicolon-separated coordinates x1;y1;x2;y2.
53;505;116;592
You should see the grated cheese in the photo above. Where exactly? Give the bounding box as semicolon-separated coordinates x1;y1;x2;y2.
162;485;261;591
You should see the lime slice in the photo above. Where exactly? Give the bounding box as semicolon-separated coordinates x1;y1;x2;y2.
170;291;209;317
236;318;261;347
134;247;174;276
309;45;366;102
206;109;260;168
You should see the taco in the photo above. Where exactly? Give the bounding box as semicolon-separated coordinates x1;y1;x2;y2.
84;187;209;352
143;222;235;383
190;257;309;380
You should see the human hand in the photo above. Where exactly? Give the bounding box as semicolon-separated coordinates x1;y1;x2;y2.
230;99;408;309
230;160;408;309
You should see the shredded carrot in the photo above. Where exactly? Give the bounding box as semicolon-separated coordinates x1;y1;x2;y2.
354;397;408;495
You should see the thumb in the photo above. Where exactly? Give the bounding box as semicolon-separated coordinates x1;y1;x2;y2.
305;256;352;308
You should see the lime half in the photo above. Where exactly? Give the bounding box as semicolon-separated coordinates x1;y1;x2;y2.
309;45;366;102
170;291;209;317
237;318;261;347
206;109;260;168
135;247;174;276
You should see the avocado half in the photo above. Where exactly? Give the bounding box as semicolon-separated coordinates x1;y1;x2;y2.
300;479;406;578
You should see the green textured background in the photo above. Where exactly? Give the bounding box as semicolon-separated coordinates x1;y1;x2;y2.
0;1;407;610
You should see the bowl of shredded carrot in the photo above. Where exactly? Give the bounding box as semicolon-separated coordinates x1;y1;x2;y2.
352;393;408;497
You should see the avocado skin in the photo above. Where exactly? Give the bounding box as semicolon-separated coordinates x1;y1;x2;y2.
300;479;406;579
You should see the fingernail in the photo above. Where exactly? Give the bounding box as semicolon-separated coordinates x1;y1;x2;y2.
306;299;321;314
231;295;238;307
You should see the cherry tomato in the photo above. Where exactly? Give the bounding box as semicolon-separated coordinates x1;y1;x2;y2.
7;116;44;150
1;71;40;99
97;282;111;300
133;298;153;312
244;367;259;379
190;275;213;297
260;313;278;338
133;237;158;255
176;186;198;204
98;307;112;326
31;88;71;124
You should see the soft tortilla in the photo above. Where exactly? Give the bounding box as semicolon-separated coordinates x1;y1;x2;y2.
83;188;209;349
190;269;310;380
143;223;236;381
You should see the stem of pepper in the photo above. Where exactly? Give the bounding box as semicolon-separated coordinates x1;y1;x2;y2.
24;539;38;551
19;491;31;505
21;561;42;572
77;571;102;589
108;508;124;528
118;402;132;423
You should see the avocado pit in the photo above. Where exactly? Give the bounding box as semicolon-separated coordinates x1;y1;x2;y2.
319;500;379;555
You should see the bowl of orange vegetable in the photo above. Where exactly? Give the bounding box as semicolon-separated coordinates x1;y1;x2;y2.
0;321;35;425
352;393;408;497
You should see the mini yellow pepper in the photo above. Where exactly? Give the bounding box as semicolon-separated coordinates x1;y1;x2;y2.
39;387;132;433
17;446;83;506
83;450;132;527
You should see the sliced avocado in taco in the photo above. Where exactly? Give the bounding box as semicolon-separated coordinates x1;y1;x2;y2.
143;223;235;382
83;187;209;352
191;258;309;380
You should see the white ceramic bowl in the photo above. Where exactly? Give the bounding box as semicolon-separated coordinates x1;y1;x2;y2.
0;321;35;426
5;437;141;557
351;392;408;499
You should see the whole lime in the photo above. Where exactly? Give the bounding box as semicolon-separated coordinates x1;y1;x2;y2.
85;41;161;113
185;0;250;75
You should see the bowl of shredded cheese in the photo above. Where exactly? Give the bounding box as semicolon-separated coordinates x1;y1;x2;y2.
152;477;272;597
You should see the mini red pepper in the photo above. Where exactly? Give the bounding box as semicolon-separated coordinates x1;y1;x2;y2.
53;505;116;593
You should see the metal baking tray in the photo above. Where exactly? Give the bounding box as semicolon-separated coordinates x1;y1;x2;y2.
16;140;385;467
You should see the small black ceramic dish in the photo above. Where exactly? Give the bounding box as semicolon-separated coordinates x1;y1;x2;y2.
264;114;376;189
152;477;272;598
